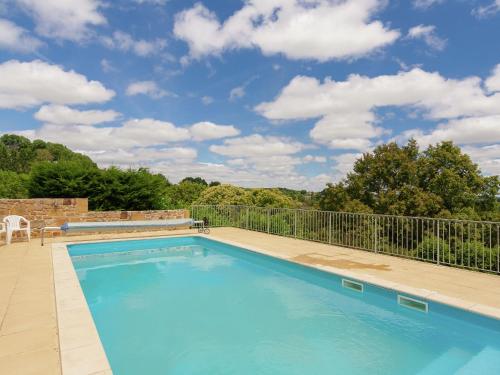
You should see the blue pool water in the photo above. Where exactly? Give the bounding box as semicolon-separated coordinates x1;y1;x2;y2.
69;236;500;375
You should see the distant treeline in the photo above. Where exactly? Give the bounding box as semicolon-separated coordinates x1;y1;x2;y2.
1;135;498;220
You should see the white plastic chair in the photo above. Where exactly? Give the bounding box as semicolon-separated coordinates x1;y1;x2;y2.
0;222;5;244
3;215;31;245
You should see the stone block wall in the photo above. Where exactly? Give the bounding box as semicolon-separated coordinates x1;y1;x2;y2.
0;198;189;240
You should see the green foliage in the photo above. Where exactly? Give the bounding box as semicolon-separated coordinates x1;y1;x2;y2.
0;171;29;198
194;185;300;208
195;184;253;206
180;177;208;186
319;140;499;219
276;188;319;208
0;134;94;173
29;162;170;211
250;189;299;208
28;161;98;199
91;167;170;211
418;142;494;213
162;181;207;209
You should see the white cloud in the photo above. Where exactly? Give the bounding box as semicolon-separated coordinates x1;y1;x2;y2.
412;0;444;9
125;81;173;99
15;0;105;41
486;64;500;93
407;24;446;51
0;18;43;53
331;152;362;181
133;0;167;4
229;86;246;101
398;115;500;146
210;134;304;157
0;60;115;109
189;122;240;141
462;144;500;176
14;121;328;190
20;118;190;151
229;75;258;101
201;96;214;105
101;31;167;57
303;155;327;163
473;0;500;18
86;147;197;166
100;59;116;73
34;105;120;126
174;0;399;62
256;67;500;150
148;159;331;191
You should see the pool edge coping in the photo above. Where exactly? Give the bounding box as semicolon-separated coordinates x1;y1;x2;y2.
52;242;113;375
53;232;500;375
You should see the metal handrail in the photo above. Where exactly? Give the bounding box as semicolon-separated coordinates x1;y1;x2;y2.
191;205;500;275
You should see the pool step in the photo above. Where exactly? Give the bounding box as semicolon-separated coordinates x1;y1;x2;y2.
417;347;470;375
455;347;500;375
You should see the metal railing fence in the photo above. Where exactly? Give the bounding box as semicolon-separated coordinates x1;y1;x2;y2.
191;205;500;274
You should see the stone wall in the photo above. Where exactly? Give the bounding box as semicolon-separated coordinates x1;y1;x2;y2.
0;198;189;240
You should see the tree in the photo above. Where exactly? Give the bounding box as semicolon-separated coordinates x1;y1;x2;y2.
417;141;498;214
180;177;208;186
319;140;499;218
0;134;36;172
28;161;99;200
250;189;300;208
195;184;253;206
0;171;29;198
29;162;170;211
0;135;94;173
163;180;207;209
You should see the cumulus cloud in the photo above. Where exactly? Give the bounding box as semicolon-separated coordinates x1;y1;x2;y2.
14;119;330;190
19;118;190;151
17;115;242;152
256;67;500;150
210;134;304;157
133;0;167;4
303;155;327;163
407;24;447;51
101;31;167;57
398;115;500;146
229;86;246;101
0;60;115;109
189;122;240;141
201;96;214;105
125;81;173;99
331;153;363;181
412;0;444;9
15;0;105;41
174;0;399;62
86;147;197;166
485;64;500;93
100;59;116;73
0;18;43;53
462;144;500;176
203;134;329;187
473;0;500;18
34;105;120;126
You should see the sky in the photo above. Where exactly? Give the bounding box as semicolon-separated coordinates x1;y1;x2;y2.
1;0;500;191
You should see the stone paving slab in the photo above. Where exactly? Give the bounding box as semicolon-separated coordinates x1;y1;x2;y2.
1;227;499;374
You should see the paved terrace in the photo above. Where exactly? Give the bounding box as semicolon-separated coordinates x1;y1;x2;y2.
1;227;500;374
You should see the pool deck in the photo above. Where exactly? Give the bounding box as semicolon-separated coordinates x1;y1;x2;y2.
1;227;500;374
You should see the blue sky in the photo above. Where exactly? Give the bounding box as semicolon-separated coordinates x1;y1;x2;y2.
1;0;500;190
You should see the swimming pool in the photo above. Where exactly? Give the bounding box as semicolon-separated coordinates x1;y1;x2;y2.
69;236;500;375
